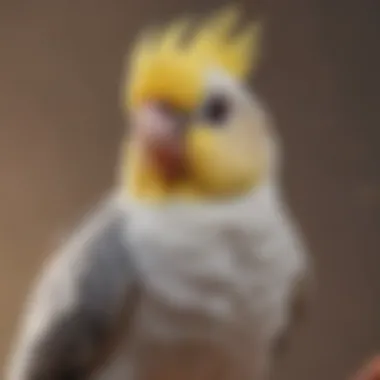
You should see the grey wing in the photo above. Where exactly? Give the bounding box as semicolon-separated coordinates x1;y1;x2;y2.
5;196;140;380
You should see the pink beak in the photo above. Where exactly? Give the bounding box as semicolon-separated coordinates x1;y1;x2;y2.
131;102;186;182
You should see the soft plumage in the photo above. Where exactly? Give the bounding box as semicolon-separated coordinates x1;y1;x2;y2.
5;7;313;380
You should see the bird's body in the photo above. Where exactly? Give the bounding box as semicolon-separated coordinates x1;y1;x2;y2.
5;7;313;380
94;181;307;380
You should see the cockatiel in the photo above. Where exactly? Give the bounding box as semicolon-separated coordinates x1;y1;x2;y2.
5;7;313;380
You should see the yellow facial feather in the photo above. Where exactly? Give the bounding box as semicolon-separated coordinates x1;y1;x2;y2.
124;6;262;111
121;7;266;203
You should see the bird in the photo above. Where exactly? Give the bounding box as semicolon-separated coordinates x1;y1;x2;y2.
4;6;313;380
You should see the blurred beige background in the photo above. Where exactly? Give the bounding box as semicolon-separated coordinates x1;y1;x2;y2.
0;0;379;379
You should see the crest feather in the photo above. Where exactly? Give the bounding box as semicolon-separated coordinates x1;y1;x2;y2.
125;6;262;110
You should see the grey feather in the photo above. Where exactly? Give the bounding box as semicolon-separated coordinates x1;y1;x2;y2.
5;197;139;380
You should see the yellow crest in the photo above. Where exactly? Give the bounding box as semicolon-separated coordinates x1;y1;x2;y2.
124;6;262;111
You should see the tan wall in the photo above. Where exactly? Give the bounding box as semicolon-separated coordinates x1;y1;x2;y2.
0;1;379;379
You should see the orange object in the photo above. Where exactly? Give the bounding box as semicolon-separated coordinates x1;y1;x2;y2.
353;356;380;380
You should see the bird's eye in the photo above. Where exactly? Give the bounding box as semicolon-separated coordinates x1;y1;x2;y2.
201;94;231;125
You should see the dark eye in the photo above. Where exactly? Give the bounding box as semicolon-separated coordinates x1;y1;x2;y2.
202;94;231;125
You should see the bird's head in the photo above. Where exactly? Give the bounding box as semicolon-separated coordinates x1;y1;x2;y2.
120;7;277;204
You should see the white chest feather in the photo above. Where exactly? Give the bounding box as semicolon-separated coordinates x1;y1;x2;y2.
126;185;304;337
112;185;306;380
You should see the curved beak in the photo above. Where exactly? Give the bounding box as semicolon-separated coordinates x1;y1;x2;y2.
130;102;187;182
